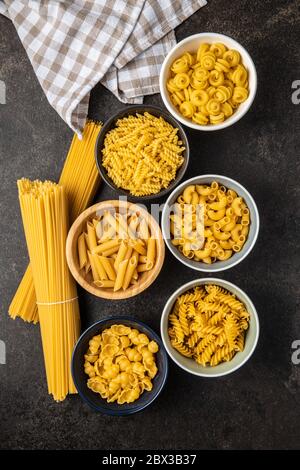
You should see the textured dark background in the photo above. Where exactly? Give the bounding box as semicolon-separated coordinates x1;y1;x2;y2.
0;0;300;450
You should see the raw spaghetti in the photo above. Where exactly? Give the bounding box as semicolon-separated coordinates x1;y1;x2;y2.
9;120;102;323
17;178;80;401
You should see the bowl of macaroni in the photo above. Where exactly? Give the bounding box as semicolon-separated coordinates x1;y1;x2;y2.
72;317;168;415
159;32;257;131
160;278;259;377
95;104;189;200
161;175;259;272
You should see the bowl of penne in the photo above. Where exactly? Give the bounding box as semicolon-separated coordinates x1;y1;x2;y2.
161;175;259;272
66;200;165;299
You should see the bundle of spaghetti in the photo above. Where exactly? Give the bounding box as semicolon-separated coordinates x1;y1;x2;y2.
9;120;102;323
17;178;80;401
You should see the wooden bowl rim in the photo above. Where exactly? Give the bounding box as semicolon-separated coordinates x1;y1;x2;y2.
66;200;165;300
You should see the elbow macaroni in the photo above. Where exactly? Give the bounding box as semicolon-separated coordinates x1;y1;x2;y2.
85;325;159;404
168;284;250;366
167;43;249;126
170;181;250;264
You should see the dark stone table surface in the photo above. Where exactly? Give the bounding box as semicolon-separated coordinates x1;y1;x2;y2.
0;0;300;450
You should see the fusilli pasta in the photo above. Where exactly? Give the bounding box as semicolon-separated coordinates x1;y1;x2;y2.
102;112;185;196
168;284;250;367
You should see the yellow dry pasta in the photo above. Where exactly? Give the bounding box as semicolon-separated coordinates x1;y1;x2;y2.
17;179;80;401
168;284;250;367
77;206;158;292
101;112;185;196
167;42;249;125
85;325;159;404
170;181;250;264
9;120;102;324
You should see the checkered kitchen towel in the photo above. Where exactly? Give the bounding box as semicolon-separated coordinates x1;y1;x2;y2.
1;0;207;136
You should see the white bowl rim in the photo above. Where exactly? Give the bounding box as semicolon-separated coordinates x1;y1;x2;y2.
160;277;260;377
159;32;257;131
161;174;260;272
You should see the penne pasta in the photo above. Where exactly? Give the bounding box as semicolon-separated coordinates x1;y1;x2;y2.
94;280;115;288
114;240;128;271
77;207;157;292
99;256;117;281
78;232;87;269
122;255;138;290
87;221;97;251
137;262;153;273
146;237;156;266
92;254;108;281
114;259;129;292
92;238;120;254
101;245;120;257
88;251;100;281
124;246;133;260
99;225;116;243
129;239;146;255
138;218;149;240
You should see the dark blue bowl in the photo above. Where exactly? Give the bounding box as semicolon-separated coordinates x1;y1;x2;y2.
71;317;168;415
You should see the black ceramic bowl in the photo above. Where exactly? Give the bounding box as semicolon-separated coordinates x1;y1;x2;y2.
71;317;168;415
95;104;190;201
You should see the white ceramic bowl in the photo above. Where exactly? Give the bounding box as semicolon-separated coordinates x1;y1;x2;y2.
159;32;257;131
161;175;259;273
161;278;259;377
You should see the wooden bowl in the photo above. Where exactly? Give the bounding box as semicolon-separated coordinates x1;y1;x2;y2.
66;200;165;300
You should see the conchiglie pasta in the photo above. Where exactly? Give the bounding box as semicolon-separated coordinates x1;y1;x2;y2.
168;42;249;125
85;325;159;405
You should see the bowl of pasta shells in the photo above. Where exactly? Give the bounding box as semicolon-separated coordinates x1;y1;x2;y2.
161;175;259;272
72;317;168;414
159;32;257;130
160;278;259;377
95;105;189;199
66;200;165;299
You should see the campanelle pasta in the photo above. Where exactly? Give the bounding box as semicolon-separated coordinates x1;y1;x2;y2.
167;42;249;125
102;112;185;196
85;325;159;404
170;181;250;264
78;207;157;291
168;284;250;366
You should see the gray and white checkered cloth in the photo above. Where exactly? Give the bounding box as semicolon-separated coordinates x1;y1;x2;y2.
1;0;207;136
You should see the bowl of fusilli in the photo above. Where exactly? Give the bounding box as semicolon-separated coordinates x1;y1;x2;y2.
160;278;259;377
159;32;257;131
95;105;189;200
